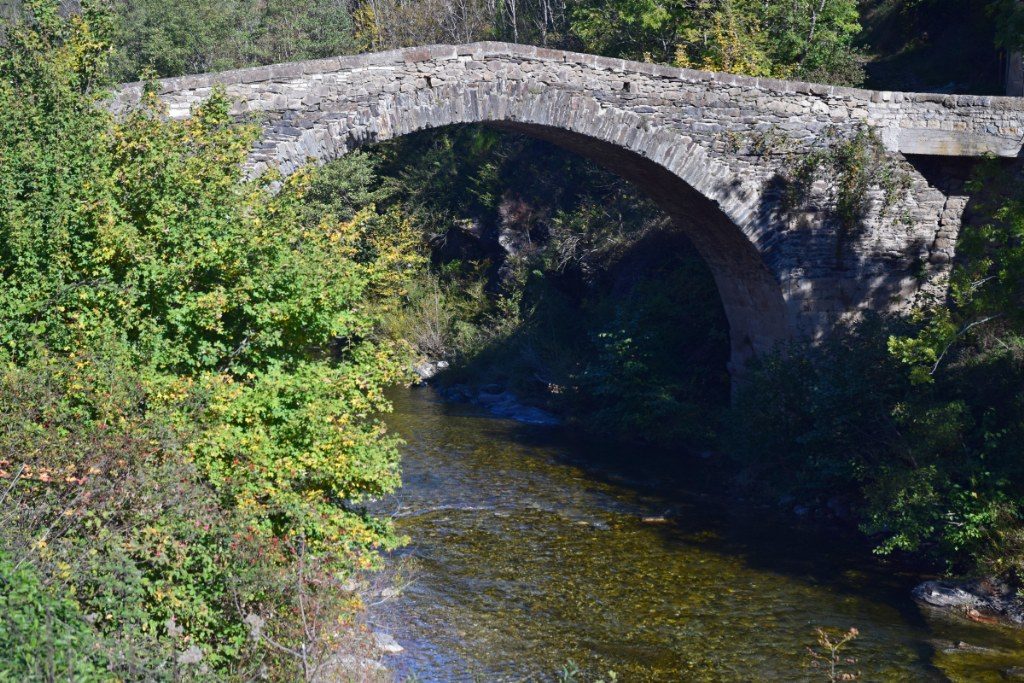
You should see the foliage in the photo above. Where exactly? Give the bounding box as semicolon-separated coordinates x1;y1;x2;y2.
2;0;355;80
568;0;695;64
756;0;863;84
13;0;1004;97
879;161;1024;578
301;150;396;224
354;0;496;49
570;235;729;449
94;0;868;87
678;1;774;77
570;0;863;84
889;159;1024;384
858;0;1004;94
354;0;574;49
781;126;911;260
0;349;265;677
989;0;1024;52
372;126;730;448
106;0;357;80
728;310;1024;578
383;265;493;360
0;550;104;681
0;1;414;674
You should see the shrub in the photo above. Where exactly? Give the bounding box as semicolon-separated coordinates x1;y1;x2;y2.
0;1;416;674
727;315;1024;578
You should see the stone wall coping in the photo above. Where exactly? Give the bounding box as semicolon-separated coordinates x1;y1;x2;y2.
117;41;1024;110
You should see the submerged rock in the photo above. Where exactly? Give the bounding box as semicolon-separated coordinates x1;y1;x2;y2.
929;638;999;655
487;398;560;426
913;578;1024;627
441;383;561;425
323;654;387;679
439;383;474;402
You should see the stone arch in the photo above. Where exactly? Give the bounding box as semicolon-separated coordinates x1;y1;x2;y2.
252;82;791;376
121;42;1020;377
92;40;1024;674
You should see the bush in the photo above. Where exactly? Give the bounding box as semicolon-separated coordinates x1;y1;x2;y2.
0;2;416;675
0;348;263;676
0;551;104;681
727;315;1024;578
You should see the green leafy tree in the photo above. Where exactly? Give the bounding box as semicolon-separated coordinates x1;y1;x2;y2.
0;549;105;681
889;161;1024;384
759;0;862;83
0;1;421;673
107;0;242;78
569;0;862;84
107;0;358;81
569;0;698;64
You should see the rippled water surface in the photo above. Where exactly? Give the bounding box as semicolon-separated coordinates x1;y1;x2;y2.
373;388;1024;681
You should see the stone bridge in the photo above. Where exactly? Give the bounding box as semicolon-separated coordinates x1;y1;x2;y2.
114;42;1024;375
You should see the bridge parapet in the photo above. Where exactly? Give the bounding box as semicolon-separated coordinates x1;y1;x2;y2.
115;41;1024;159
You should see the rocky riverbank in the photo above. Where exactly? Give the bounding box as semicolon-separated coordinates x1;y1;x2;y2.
914;577;1024;628
413;361;561;426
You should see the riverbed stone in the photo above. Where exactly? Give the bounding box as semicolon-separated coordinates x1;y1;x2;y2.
373;631;404;654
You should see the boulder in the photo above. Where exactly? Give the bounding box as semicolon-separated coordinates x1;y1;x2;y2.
413;359;451;381
373;631;404;654
413;361;439;381
913;578;1024;627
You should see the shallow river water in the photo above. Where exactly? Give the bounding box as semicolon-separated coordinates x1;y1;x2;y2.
373;388;1024;681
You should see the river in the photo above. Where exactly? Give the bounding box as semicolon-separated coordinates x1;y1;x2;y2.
371;387;1024;681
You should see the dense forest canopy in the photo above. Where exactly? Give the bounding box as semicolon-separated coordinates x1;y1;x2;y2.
2;0;1011;92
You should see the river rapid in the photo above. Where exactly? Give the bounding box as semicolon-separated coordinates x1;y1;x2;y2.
371;387;1024;681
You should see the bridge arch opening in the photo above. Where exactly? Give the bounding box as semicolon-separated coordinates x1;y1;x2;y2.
485;120;791;377
125;41;1024;381
260;97;793;379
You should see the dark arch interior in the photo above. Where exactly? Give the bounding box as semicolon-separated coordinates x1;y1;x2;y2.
344;119;794;379
488;121;792;374
341;122;763;444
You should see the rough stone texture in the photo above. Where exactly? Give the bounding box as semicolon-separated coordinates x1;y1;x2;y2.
914;578;1024;627
112;42;1024;375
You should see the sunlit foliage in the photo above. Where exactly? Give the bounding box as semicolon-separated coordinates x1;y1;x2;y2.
0;1;421;675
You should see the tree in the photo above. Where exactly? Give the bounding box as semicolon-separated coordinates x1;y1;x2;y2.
569;0;862;84
569;0;697;63
0;1;421;672
889;161;1024;385
354;0;496;50
759;0;862;83
107;0;359;81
